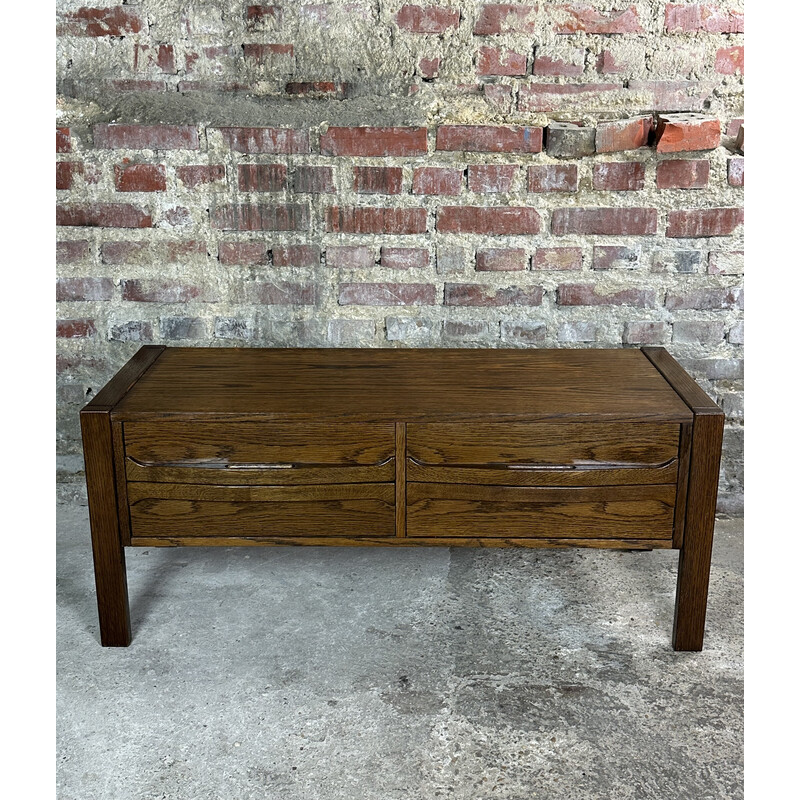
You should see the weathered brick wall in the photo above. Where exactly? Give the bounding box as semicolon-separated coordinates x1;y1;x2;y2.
56;1;744;513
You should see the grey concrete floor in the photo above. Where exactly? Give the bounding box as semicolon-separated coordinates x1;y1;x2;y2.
57;501;743;800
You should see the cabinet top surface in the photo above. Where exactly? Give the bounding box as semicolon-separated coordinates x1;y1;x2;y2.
106;347;691;421
109;346;693;421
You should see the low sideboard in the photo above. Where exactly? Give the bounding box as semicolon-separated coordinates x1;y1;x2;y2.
80;346;724;650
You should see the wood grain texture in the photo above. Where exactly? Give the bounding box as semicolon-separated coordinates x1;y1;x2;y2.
80;410;131;646
126;458;395;485
395;422;406;537
407;459;679;486
129;496;394;539
124;421;395;465
641;347;719;413
127;482;394;503
672;411;725;651
131;535;673;550
407;483;676;540
672;422;693;549
407;422;680;466
112;420;133;546
112;347;692;422
84;345;165;411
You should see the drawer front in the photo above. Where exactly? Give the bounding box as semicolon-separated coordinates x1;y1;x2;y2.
407;483;676;540
407;422;680;467
124;421;395;485
128;483;395;539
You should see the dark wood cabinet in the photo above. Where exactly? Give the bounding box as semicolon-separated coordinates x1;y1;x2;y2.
81;346;723;651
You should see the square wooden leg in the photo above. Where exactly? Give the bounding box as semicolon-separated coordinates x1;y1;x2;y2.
672;412;724;651
81;410;131;647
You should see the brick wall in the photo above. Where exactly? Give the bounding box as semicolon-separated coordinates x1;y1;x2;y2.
56;1;744;513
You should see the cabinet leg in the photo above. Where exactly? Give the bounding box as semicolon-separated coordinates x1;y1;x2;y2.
672;412;724;651
81;410;132;646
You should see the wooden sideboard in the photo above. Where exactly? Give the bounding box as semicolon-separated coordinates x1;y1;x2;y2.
80;346;724;650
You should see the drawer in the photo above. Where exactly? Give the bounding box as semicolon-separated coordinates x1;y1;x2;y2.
124;421;395;484
407;483;676;540
128;482;395;540
407;422;680;467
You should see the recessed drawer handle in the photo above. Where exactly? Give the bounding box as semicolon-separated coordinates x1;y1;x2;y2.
228;463;294;470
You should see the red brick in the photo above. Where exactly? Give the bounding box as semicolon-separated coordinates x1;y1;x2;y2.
628;80;712;112
735;125;744;154
56;277;115;302
243;282;318;305
468;165;518;193
326;246;375;269
178;80;252;93
533;48;585;76
56;162;82;190
57;240;90;264
203;45;239;60
58;7;144;36
557;284;656;307
210;204;310;231
320;127;427;156
518;83;622;112
57;127;71;153
595;117;652;153
484;84;514;109
716;46;744;75
672;320;726;345
272;245;320;267
164;241;207;262
656;159;709;189
554;4;644;34
728;158;744;188
56;319;97;338
354;167;404;195
551;208;656;236
238;164;288;192
596;50;631;74
293;166;335;193
110;80;167;92
501;320;547;344
527;164;578;193
444;283;543;307
101;241;150;264
533;247;582;271
726;118;743;138
338;283;436;305
217;127;310;154
413;167;462;195
114;164;167;192
655;114;720;153
437;207;541;235
666;208;743;238
664;4;744;34
285;81;348;99
176;165;226;188
443;320;493;340
436;125;542;153
593;245;639;270
326;207;427;234
623;321;670;345
419;57;441;78
246;5;283;27
592;162;645;191
396;5;460;33
380;248;430;270
122;280;218;303
474;4;537;35
57;204;152;228
219;242;269;266
665;286;743;311
242;43;294;61
475;248;527;272
133;44;176;74
477;46;528;76
94;125;199;151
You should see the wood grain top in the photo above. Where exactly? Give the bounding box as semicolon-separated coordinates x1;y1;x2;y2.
110;346;694;422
